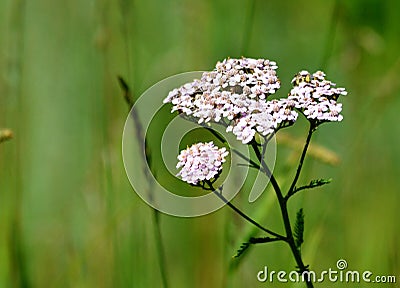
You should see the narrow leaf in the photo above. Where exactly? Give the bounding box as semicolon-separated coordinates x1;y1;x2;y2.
249;236;282;244
294;178;332;193
294;208;305;249
309;178;332;188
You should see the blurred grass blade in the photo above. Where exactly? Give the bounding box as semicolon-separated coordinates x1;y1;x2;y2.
118;76;169;288
117;76;134;107
278;132;340;166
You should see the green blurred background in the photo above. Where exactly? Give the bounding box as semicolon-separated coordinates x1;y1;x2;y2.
1;0;399;287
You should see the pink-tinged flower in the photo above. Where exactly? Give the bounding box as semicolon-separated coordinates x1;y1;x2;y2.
177;142;229;185
164;58;280;122
288;70;347;122
164;57;298;143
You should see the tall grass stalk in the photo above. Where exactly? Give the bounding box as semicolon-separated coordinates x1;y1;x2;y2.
118;77;169;288
5;0;29;287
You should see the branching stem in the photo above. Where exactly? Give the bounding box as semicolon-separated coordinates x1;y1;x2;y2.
206;181;285;241
250;139;314;288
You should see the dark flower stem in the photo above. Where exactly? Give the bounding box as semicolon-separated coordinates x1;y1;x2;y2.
206;181;285;241
250;140;314;288
286;122;315;200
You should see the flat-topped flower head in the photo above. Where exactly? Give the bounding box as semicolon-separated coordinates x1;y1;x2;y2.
213;58;280;97
288;70;347;122
164;57;298;144
176;142;229;185
226;98;298;143
164;57;280;122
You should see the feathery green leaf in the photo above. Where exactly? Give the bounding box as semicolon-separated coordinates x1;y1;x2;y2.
294;208;305;249
233;242;251;258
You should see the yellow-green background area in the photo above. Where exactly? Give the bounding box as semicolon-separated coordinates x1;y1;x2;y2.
0;0;399;287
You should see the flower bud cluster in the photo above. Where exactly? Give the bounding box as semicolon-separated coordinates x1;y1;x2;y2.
176;142;229;185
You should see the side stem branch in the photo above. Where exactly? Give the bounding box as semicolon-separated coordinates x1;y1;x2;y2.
207;182;285;240
286;123;315;200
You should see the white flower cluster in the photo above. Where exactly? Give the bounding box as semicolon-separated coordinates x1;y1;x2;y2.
288;70;347;122
227;98;298;143
176;142;229;185
164;59;348;143
164;58;297;144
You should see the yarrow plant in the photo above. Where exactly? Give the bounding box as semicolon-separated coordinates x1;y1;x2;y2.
164;57;347;288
